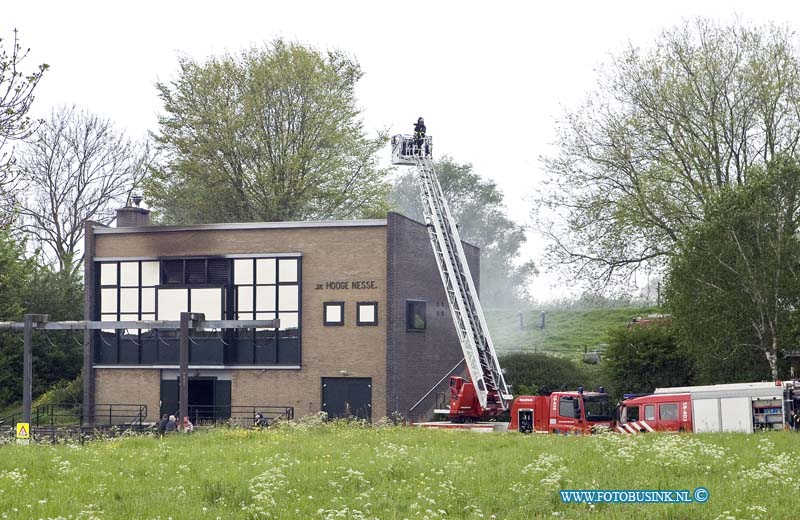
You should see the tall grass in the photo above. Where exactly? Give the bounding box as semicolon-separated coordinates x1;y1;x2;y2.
0;421;793;519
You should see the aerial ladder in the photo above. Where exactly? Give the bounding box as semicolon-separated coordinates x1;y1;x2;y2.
391;134;513;419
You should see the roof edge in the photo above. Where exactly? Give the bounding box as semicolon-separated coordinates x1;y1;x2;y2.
93;218;388;234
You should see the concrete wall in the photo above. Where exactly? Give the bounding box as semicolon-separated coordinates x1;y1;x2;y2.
90;224;388;420
386;213;480;421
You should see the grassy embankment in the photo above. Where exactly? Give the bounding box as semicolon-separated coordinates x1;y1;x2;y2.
0;421;789;519
485;307;659;356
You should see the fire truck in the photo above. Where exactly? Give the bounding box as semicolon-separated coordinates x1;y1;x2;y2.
614;380;800;434
392;133;614;434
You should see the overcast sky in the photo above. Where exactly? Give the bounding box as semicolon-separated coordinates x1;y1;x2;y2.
5;1;799;300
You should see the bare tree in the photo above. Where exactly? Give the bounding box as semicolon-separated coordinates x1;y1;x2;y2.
17;106;148;273
0;29;48;224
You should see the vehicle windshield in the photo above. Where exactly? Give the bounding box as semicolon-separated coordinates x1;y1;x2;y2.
583;395;613;421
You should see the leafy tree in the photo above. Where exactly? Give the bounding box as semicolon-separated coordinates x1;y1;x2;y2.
0;262;84;407
540;19;800;287
17;106;148;274
0;227;36;405
0;29;48;224
603;325;691;396
389;156;535;305
146;39;389;224
665;157;800;382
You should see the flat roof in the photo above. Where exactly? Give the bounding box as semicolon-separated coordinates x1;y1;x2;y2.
94;219;388;235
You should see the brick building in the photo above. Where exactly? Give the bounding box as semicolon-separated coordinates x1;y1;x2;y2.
82;209;477;424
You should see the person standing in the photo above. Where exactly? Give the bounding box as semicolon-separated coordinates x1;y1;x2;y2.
414;117;426;155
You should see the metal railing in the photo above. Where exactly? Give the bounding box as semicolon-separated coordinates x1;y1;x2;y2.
158;404;294;428
0;403;148;443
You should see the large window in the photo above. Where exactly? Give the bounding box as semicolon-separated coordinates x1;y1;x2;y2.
406;300;426;331
233;257;301;365
95;255;301;366
234;258;299;330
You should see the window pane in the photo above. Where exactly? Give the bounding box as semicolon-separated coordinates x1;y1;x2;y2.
278;259;298;282
141;262;160;286
645;405;655;421
325;303;342;324
559;397;578;418
256;312;277;331
234;259;253;285
406;301;426;330
191;288;222;321
140;313;155;333
119;288;139;313
278;312;298;330
207;258;230;284
141;288;155;313
659;403;678;421
100;263;117;286
101;288;118;314
278;286;298;311
358;303;377;325
157;288;188;320
238;286;253;312
237;311;255;320
101;313;116;334
256;258;276;284
163;260;184;284
186;259;206;284
119;262;139;286
256;286;276;312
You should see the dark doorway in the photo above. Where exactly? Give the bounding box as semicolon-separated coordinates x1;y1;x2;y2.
159;377;231;422
189;379;215;420
322;377;372;421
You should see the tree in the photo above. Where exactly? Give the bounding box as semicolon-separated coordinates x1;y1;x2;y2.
603;325;691;396
539;19;800;288
16;106;148;273
389;156;536;305
0;29;48;224
0;263;84;407
146;39;389;224
664;157;800;382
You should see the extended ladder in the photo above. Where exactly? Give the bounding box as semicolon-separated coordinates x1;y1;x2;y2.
391;134;512;412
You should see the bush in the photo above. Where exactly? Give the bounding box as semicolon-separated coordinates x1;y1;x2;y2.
500;352;605;395
603;325;691;396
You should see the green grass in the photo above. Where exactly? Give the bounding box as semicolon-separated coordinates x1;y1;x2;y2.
0;422;793;519
485;307;659;356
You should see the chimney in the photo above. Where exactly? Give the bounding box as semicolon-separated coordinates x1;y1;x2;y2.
116;195;150;227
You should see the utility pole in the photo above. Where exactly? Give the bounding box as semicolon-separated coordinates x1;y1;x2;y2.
22;314;48;424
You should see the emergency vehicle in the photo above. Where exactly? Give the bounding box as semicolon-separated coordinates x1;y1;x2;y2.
507;387;613;434
614;381;799;434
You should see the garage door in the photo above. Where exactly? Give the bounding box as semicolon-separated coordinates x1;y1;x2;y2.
322;378;372;421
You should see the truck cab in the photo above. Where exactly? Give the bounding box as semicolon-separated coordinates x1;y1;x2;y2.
614;393;692;433
509;389;613;434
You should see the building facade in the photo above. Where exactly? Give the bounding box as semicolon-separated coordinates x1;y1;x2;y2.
83;211;478;424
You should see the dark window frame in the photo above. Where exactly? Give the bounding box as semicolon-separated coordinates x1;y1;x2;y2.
356;301;378;326
406;300;426;331
324;301;345;326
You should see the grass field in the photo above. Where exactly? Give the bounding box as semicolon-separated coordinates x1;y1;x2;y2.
0;420;793;519
484;307;658;356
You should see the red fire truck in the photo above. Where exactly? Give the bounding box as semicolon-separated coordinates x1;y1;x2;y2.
443;376;613;434
614;381;799;434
